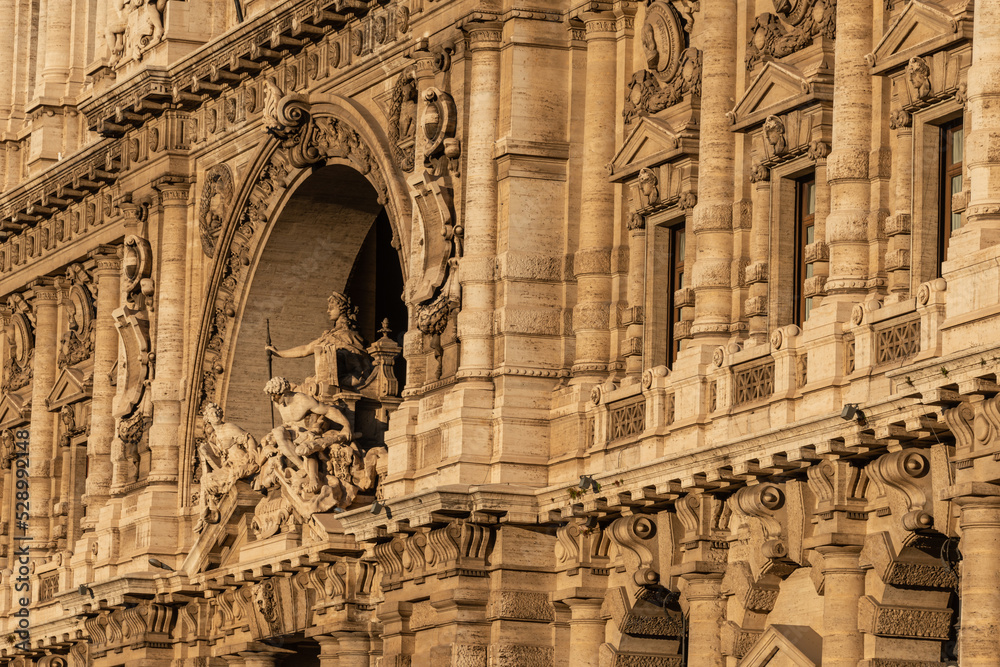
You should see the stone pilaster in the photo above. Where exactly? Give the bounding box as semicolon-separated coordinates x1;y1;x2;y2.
27;281;58;548
823;0;873;300
950;0;1000;254
622;216;645;380
817;546;865;667
572;14;618;378
747;174;770;343
682;575;724;667
83;246;120;524
690;0;736;344
456;22;502;380
940;484;1000;667
147;183;191;482
563;598;605;667
887;110;912;299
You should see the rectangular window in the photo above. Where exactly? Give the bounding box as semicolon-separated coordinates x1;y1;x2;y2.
667;223;686;366
794;176;816;325
939;120;963;268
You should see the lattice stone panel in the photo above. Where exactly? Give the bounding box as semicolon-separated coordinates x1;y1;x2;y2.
610;399;646;441
844;335;856;375
39;573;59;601
876;318;920;365
733;359;775;407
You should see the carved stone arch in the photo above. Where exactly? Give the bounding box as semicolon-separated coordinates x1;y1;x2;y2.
182;91;416;507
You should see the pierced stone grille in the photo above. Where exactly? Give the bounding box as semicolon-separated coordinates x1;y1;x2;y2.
39;573;59;601
733;359;775;407
610;399;645;441
875;318;920;365
845;335;856;375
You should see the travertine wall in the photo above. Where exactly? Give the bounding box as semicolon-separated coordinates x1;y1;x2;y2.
0;0;995;666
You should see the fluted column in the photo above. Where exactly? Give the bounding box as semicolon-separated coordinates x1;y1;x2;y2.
27;281;58;548
944;489;1000;666
83;247;120;523
147;183;191;482
952;0;1000;253
572;14;618;378
457;22;502;379
823;0;872;299
682;575;723;667
690;0;736;343
563;598;605;667
817;546;864;667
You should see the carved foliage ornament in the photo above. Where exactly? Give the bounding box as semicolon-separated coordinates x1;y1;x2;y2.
624;2;702;123
2;294;34;394
388;68;418;171
57;263;98;369
198;164;235;257
745;0;836;70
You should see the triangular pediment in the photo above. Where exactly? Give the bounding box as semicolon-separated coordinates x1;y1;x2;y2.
739;625;822;667
609;116;682;182
731;62;826;131
46;367;92;411
0;393;29;430
870;0;969;75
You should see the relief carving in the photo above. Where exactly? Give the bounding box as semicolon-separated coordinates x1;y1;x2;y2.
763;115;787;156
2;295;34;394
198;164;235;257
623;1;701;123
745;0;836;70
57;263;97;368
105;0;168;67
388;68;418;172
906;56;931;100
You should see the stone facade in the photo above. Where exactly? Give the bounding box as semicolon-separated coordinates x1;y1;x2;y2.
0;0;996;665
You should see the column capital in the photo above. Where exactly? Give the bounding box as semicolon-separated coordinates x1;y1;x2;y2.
90;244;122;275
27;277;59;303
462;21;503;50
581;12;618;39
154;180;192;202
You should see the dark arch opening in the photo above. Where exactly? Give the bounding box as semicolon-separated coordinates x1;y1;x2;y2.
223;163;406;438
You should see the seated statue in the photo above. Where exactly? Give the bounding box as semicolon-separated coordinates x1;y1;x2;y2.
195;402;259;533
257;377;374;514
266;292;372;397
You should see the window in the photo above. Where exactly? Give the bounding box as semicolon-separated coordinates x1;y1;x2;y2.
794;176;816;325
667;222;686;366
939;120;963;267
